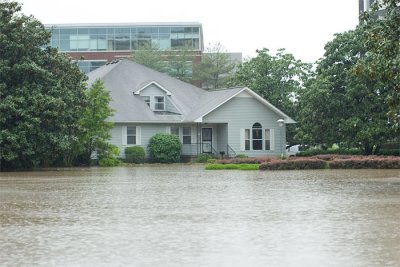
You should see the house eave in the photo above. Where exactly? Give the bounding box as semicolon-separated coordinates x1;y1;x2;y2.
134;81;172;96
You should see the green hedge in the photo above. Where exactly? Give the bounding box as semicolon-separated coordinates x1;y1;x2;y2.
125;146;145;163
148;133;182;163
297;148;362;157
297;148;399;157
195;153;214;163
206;164;260;170
217;157;276;164
259;159;328;170
329;158;400;169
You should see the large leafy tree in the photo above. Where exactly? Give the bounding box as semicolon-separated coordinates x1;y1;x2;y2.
356;0;400;128
228;48;310;117
297;28;395;154
193;42;236;89
131;43;168;73
164;46;196;83
131;44;194;83
78;79;114;165
0;1;87;170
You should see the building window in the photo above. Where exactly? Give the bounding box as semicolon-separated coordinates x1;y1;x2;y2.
252;123;262;150
265;129;271;150
154;96;165;110
245;129;250;151
171;126;179;136
142;96;150;107
182;127;191;144
127;126;136;145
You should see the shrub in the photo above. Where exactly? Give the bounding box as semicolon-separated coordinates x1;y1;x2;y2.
239;164;260;170
195;153;214;163
217;156;276;164
125;146;145;163
329;157;400;169
260;158;328;170
205;164;227;170
205;164;260;170
99;157;120;167
207;158;217;164
148;133;182;163
377;149;400;156
96;142;121;167
235;154;248;158
297;148;362;157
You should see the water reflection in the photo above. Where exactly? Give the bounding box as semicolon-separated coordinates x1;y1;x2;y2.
1;166;399;266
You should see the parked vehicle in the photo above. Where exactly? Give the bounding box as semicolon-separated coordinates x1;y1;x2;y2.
286;145;300;156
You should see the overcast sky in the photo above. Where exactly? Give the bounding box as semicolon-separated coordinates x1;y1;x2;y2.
18;0;359;63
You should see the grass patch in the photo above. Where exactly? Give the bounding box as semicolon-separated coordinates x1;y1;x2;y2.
205;164;260;170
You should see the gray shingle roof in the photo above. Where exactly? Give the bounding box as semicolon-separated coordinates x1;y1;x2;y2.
87;59;295;123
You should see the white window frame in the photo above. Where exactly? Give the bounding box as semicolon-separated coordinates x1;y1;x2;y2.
154;96;165;111
166;126;193;144
252;123;263;150
127;126;136;145
182;127;192;144
245;129;250;151
241;127;274;151
170;126;180;136
122;126;141;146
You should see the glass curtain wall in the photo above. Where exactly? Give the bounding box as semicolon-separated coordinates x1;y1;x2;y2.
48;26;201;52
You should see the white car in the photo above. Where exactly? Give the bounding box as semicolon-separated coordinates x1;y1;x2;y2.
286;145;300;156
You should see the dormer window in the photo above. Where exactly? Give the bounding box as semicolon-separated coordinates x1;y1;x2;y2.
154;96;165;111
142;96;150;107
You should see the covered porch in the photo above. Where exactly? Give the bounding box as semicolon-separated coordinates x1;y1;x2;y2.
181;123;236;158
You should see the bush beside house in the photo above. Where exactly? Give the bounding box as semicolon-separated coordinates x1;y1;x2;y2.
125;146;145;163
148;133;182;163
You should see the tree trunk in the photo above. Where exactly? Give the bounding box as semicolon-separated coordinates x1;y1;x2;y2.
374;144;381;155
363;142;373;155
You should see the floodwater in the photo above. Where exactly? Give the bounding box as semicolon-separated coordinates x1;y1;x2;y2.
0;166;399;267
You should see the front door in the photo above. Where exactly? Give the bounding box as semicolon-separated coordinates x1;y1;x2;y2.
202;128;213;153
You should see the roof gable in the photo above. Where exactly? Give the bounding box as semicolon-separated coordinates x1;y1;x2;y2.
134;81;172;96
190;87;296;124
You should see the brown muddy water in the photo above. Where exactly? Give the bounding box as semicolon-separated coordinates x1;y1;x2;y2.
0;165;399;267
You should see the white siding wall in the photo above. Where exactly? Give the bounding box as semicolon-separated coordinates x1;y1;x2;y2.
216;124;228;153
139;84;180;113
203;96;287;157
110;123;198;158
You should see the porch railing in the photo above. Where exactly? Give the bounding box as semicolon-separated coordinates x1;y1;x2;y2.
181;143;218;157
226;144;236;158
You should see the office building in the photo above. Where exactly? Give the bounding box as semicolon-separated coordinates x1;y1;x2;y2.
46;22;204;73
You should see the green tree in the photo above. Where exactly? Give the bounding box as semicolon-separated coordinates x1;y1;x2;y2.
193;42;236;89
131;43;195;83
131;42;167;72
356;0;400;128
0;1;87;170
165;46;196;83
297;28;395;154
228;48;310;116
78;79;114;165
